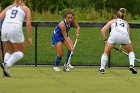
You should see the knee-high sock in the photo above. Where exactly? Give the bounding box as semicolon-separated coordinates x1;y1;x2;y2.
4;52;11;63
65;50;71;64
54;56;62;67
100;53;108;70
128;52;135;66
6;51;24;67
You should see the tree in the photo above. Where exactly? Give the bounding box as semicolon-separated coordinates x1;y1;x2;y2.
105;0;138;15
0;0;13;9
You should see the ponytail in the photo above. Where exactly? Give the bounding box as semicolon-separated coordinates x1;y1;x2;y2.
116;8;126;19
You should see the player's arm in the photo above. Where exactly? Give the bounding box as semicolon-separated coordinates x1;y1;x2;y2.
125;21;130;35
0;9;6;20
72;18;80;39
60;22;73;51
0;7;8;20
0;5;13;20
24;6;32;46
101;19;115;41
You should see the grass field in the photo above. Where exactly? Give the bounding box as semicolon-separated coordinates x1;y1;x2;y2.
0;66;140;93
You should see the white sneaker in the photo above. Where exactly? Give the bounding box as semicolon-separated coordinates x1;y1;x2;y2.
67;63;74;69
53;67;60;71
65;68;70;71
1;63;11;77
63;64;70;72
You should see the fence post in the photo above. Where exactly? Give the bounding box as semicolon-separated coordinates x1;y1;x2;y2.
35;25;38;66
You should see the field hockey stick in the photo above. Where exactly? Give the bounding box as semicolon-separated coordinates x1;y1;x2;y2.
0;20;4;62
0;38;4;62
67;38;78;65
113;47;140;63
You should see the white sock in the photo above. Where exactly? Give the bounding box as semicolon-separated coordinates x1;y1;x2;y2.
100;53;108;70
128;52;135;66
6;51;24;67
4;52;12;63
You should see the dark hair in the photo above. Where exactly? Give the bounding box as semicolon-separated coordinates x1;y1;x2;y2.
116;8;126;19
64;10;74;17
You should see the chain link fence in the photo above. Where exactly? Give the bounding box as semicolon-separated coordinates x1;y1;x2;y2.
1;22;140;67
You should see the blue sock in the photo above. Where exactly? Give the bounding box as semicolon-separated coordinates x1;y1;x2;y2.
65;50;71;64
54;56;62;67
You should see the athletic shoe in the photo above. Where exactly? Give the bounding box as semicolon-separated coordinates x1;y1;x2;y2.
67;63;74;69
129;65;137;74
63;67;70;72
53;67;60;71
1;63;11;77
63;64;70;72
99;69;105;74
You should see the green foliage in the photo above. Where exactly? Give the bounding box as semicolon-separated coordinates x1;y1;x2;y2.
31;11;62;21
30;0;67;13
0;0;13;9
1;0;140;21
105;0;137;15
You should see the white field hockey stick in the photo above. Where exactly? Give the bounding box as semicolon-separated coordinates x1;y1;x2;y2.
67;38;78;65
113;47;140;63
63;39;78;71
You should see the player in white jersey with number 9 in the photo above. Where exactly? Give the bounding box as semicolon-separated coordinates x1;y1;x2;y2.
99;8;137;74
0;0;32;77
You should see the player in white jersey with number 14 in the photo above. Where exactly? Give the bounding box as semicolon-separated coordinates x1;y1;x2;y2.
99;8;137;74
0;0;32;77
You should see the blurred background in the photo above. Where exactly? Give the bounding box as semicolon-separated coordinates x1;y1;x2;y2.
1;0;140;22
0;0;140;67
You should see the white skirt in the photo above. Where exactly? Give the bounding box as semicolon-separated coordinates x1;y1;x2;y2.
108;31;131;45
1;22;24;43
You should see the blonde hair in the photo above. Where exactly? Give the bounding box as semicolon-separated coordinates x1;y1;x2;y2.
116;8;126;19
14;0;26;6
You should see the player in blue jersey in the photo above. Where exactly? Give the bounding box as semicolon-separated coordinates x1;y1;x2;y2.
52;10;80;71
99;8;137;74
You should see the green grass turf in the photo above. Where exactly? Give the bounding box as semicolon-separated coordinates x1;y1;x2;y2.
0;66;140;93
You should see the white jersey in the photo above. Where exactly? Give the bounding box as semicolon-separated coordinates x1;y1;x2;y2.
4;6;26;25
108;19;131;44
110;19;128;35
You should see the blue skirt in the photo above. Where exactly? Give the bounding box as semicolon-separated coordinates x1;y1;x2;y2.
52;34;64;46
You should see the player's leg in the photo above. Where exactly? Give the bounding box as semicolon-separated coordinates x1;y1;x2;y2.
65;50;71;64
123;44;134;66
53;42;64;71
1;41;14;77
123;44;137;74
3;41;14;63
63;37;74;68
99;42;114;74
5;42;25;67
2;42;25;76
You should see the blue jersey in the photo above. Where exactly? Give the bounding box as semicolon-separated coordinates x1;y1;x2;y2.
52;19;73;46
